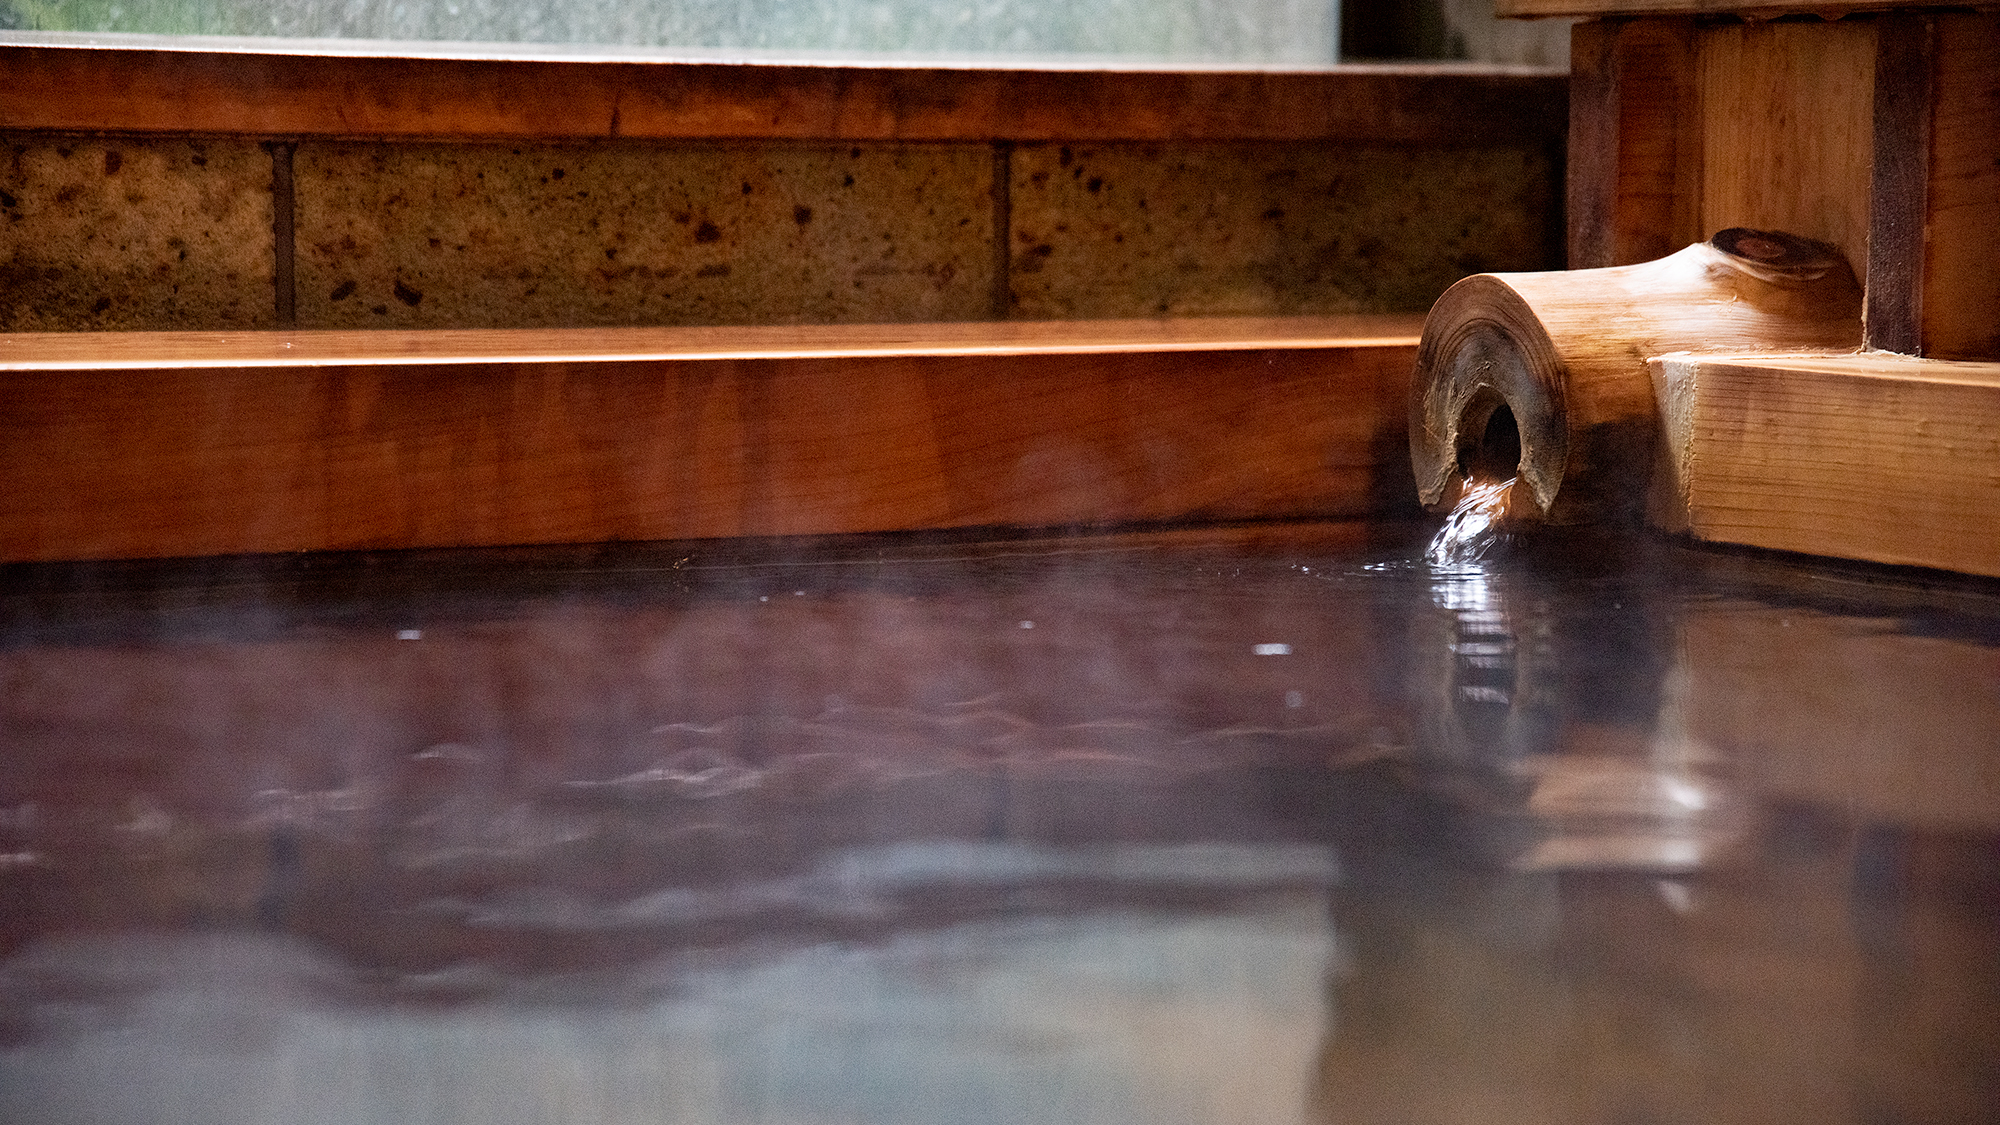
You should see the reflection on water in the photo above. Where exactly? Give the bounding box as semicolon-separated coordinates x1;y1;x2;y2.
1;880;1337;1125
1;526;1997;1123
1415;542;1741;875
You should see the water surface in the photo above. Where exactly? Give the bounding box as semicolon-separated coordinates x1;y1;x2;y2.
2;523;1995;1124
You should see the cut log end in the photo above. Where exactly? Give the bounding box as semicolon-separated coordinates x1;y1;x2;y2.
1707;227;1852;285
1408;276;1570;519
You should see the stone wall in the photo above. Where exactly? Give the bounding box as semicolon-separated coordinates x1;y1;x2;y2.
2;133;1559;332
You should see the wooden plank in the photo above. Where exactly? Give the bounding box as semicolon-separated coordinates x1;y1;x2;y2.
0;316;1421;369
0;317;1422;562
1864;12;1934;354
1923;12;2000;361
1697;20;1876;283
1499;0;1959;18
1567;19;1625;267
1648;352;2000;577
0;43;1567;144
1567;17;1700;268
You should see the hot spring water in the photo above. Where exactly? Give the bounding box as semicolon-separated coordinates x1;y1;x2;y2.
0;520;1994;1124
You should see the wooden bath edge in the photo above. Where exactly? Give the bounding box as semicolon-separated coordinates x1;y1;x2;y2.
1648;351;2000;579
0;316;1426;563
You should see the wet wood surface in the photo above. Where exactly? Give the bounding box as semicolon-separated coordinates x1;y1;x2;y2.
0;317;1423;562
1675;601;2000;834
0;44;1567;143
1648;352;2000;577
2;522;1997;1125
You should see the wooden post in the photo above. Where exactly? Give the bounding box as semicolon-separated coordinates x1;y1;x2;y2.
1567;17;1700;269
1865;12;1934;354
1532;2;2000;362
1921;13;2000;361
1859;9;2000;361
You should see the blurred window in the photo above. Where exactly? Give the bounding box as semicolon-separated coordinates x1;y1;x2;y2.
0;0;1345;65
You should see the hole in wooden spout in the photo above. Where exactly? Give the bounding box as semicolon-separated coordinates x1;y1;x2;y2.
1463;402;1522;483
1454;391;1523;484
1411;290;1569;519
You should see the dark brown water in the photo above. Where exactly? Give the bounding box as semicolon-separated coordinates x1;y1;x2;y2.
2;524;1996;1125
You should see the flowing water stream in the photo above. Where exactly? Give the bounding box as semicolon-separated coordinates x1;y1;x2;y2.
1424;476;1517;568
1;521;1995;1124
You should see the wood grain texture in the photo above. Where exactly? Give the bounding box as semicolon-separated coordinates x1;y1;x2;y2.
0;44;1567;143
1499;0;1957;17
1698;20;1875;283
0;316;1423;368
1923;12;2000;361
1649;352;2000;577
1567;17;1700;269
1564;12;1993;360
1411;233;1862;522
1865;12;1934;354
1568;20;1624;267
0;318;1422;562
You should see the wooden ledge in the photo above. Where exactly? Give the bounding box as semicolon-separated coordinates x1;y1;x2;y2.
0;317;1424;563
0;39;1567;143
0;316;1423;372
1496;0;1986;18
1649;351;2000;577
1661;351;2000;386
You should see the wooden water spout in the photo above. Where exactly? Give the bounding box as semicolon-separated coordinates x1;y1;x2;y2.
1439;1;2000;577
1409;228;1862;524
1410;226;2000;578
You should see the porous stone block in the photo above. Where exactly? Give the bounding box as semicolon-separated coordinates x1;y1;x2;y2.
1007;143;1559;318
294;141;996;329
0;136;275;331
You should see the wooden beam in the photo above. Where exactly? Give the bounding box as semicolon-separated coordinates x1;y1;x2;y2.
1697;19;1876;282
1865;11;1934;354
0;317;1422;562
1567;17;1700;268
1648;352;2000;577
0;317;1424;370
1498;0;1972;18
0;43;1567;144
1922;12;2000;360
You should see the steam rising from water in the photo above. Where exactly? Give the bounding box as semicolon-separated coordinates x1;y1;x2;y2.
4;526;2000;1125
